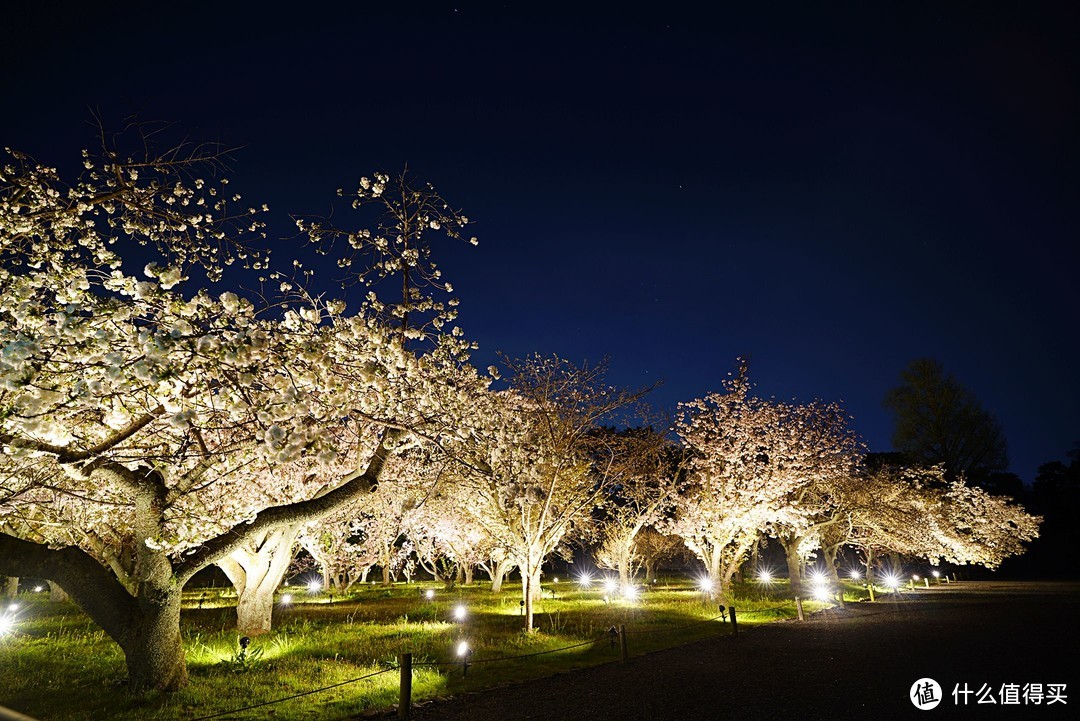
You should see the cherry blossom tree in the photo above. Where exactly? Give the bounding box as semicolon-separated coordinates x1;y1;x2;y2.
297;503;381;593
631;527;686;584
453;356;645;630
670;363;862;597
667;366;790;590
838;465;1040;580
592;426;679;585
0;131;482;691
760;399;863;598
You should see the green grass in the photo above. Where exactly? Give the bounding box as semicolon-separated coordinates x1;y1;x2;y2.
0;578;862;720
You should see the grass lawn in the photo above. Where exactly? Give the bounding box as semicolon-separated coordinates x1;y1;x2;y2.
0;578;867;720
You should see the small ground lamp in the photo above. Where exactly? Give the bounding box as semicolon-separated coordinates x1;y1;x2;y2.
622;585;639;601
453;605;467;621
697;577;714;594
280;593;293;605
577;572;593;588
456;641;473;676
812;583;832;602
307;579;322;594
757;570;773;584
603;578;618;594
883;574;901;591
848;569;861;581
424;589;435;600
0;605;18;636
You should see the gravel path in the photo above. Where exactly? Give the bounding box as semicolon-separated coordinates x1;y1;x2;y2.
397;582;1079;720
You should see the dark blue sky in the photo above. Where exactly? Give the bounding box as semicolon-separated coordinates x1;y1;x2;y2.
3;2;1077;482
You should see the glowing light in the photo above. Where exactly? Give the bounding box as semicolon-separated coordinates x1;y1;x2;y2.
697;577;714;593
912;575;920;581
7;603;17;612
603;578;618;594
456;641;470;657
553;577;559;583
810;570;827;584
0;615;12;636
883;574;901;590
577;572;593;588
425;589;435;600
813;585;831;601
280;594;293;605
932;570;941;578
34;586;44;593
307;579;322;593
757;571;773;583
453;605;467;621
848;570;861;581
622;585;639;601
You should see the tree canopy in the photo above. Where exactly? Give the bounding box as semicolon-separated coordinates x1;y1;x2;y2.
883;358;1009;481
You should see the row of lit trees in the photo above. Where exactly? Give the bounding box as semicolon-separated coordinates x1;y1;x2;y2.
0;130;1041;695
272;359;1040;626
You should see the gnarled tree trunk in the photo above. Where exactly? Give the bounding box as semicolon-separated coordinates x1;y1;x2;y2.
217;523;302;635
781;534;805;601
488;557;512;592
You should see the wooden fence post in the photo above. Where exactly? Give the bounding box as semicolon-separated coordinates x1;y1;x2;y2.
398;652;412;719
619;624;628;662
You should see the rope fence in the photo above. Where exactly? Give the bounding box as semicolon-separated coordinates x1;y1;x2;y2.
190;667;394;721
188;607;741;720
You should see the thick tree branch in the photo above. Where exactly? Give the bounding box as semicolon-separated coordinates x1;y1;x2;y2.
0;532;139;644
174;430;402;583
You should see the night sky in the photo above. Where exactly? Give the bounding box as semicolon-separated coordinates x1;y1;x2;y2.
3;2;1077;483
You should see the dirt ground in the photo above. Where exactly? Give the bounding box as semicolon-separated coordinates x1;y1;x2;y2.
395;581;1080;720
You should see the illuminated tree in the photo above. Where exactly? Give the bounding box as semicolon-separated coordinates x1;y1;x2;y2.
761;399;863;598
454;356;644;630
0;133;481;691
592;426;679;585
841;465;1040;578
668;365;795;590
632;527;686;584
297;503;380;593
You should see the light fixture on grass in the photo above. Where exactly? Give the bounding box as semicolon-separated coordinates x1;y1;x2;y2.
456;641;473;676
